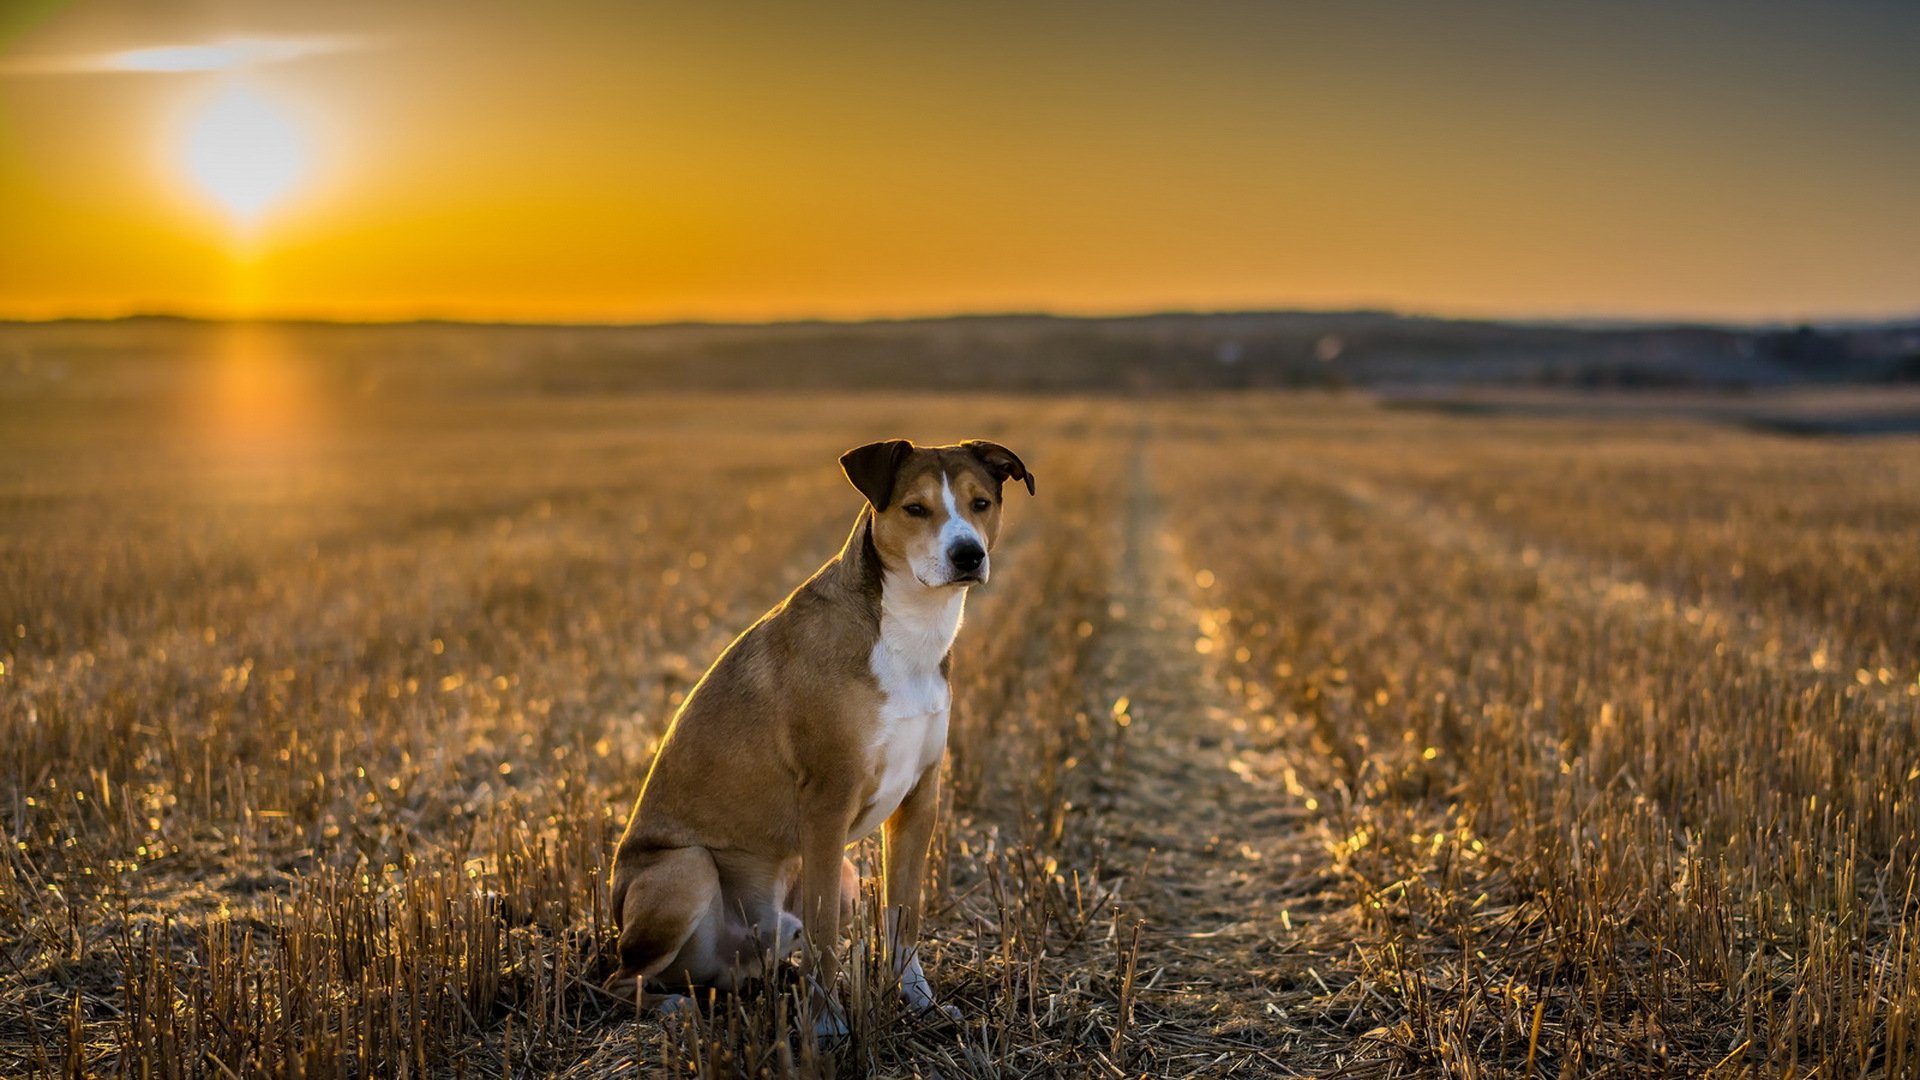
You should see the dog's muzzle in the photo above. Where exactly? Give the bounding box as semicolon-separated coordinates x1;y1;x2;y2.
947;540;986;583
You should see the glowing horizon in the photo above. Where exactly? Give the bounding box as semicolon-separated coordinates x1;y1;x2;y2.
1;2;1916;325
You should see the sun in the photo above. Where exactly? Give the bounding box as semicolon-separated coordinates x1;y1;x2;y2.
179;81;310;227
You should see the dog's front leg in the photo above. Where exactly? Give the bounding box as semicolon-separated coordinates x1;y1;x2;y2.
882;764;957;1019
797;781;858;1040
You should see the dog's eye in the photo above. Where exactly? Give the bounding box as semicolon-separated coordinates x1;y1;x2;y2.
902;503;929;518
971;498;992;512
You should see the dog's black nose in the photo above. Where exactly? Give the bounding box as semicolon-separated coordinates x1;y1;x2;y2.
949;541;986;574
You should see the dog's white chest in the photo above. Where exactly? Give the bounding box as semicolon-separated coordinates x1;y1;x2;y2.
850;581;963;841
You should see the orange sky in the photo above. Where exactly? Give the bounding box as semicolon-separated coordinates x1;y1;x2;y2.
1;1;1916;323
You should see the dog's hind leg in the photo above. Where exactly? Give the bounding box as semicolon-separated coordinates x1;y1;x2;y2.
838;855;859;926
606;845;722;1010
782;855;861;928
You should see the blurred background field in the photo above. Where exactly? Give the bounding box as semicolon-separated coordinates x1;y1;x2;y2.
2;334;1916;1076
5;313;1920;398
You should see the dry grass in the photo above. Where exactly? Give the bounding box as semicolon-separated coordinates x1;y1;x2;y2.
2;389;1915;1077
1153;397;1919;1077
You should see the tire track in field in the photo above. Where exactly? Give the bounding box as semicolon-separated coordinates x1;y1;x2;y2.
1084;431;1343;1077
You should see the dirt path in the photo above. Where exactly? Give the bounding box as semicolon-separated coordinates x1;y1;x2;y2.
1086;435;1347;1078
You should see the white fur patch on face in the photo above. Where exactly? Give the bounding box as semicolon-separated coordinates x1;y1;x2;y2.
909;472;989;587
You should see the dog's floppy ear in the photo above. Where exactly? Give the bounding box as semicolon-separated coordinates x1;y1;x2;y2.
963;440;1035;496
841;439;914;510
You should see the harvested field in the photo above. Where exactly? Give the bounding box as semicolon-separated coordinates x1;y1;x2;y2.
3;391;1916;1077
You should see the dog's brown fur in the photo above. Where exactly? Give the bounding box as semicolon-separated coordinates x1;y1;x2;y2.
608;439;1032;1026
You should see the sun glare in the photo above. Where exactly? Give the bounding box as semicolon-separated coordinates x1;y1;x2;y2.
179;82;310;227
109;38;338;73
117;44;261;73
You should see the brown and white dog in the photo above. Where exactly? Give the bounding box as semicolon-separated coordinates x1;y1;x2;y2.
607;438;1033;1033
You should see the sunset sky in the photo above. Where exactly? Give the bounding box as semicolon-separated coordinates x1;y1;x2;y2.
1;1;1915;324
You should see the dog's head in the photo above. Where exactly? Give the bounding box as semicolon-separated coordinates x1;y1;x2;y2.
840;439;1034;588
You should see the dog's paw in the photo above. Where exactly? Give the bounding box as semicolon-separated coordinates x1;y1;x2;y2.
651;992;694;1017
772;911;803;958
897;954;957;1020
809;1006;850;1043
925;1001;963;1022
902;977;961;1022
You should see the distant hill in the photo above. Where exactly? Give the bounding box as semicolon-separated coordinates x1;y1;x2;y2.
2;311;1917;399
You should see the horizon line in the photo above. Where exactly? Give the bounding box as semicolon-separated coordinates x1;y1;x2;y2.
3;304;1917;333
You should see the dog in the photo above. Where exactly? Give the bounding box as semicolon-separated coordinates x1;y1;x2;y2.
607;438;1033;1033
